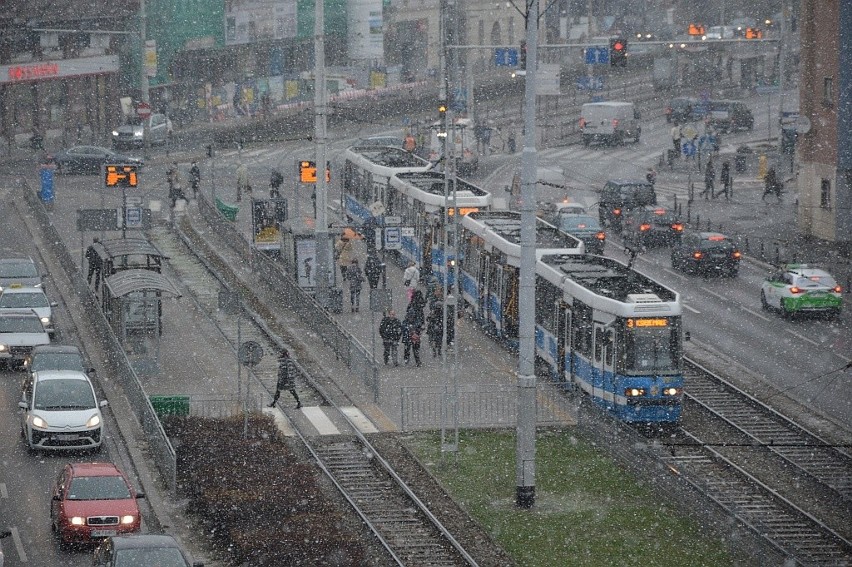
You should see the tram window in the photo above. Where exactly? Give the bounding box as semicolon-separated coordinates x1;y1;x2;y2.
626;328;676;372
572;303;593;356
605;330;614;365
594;328;604;362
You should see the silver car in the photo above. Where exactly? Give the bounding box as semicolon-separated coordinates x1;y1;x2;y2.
112;113;173;149
0;287;57;334
0;309;50;368
0;257;42;292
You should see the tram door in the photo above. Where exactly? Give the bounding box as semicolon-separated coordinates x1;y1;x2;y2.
594;324;615;405
480;254;500;332
422;225;434;280
502;268;519;340
556;305;572;382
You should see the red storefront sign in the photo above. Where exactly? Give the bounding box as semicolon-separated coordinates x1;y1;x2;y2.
1;55;119;84
7;62;60;82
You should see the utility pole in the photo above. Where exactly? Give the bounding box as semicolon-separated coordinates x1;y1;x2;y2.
777;6;787;163
314;0;330;309
517;0;539;509
139;0;151;158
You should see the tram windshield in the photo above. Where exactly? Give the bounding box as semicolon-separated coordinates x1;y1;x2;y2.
623;324;680;373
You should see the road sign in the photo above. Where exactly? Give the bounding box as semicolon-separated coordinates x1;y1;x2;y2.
400;227;414;237
238;341;263;366
576;76;604;91
384;226;401;250
77;208;119;231
584;47;609;65
494;48;519;67
125;207;145;228
136;101;151;119
384;216;401;225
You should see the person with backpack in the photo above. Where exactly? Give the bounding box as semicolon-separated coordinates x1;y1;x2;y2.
401;309;422;367
345;259;365;312
379;310;403;366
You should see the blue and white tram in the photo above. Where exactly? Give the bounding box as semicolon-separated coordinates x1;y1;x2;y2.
536;254;684;424
389;171;491;286
340;145;432;226
458;211;584;347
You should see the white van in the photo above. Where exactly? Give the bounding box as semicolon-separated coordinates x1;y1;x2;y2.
579;101;642;146
428;117;479;176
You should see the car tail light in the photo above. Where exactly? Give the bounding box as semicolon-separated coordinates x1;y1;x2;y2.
789;286;804;294
595;231;606;241
692;251;703;260
613;208;622;217
732;251;742;259
639;223;651;232
672;223;684;232
833;285;842;293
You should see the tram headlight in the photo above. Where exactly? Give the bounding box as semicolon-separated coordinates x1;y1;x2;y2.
624;388;646;397
663;387;681;396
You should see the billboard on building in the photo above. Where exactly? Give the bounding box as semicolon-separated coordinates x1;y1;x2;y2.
348;0;383;61
225;0;297;45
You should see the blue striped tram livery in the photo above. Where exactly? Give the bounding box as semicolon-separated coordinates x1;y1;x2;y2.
536;254;684;425
388;171;492;286
340;145;432;227
458;211;585;348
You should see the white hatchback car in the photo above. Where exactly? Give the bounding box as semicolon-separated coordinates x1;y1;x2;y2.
0;286;57;334
19;370;107;452
0;309;50;368
760;264;843;318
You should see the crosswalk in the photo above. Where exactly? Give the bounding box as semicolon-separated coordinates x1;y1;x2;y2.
262;404;378;437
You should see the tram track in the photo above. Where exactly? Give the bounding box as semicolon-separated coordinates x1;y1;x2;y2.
659;357;852;565
145;221;480;566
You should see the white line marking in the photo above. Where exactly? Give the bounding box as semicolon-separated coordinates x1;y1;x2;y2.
785;328;820;346
340;406;379;433
302;406;340;435
262;407;295;436
0;483;6;498
700;287;728;302
741;306;770;321
11;526;27;562
682;303;700;314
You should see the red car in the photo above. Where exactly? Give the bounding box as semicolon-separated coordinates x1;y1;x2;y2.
50;462;144;547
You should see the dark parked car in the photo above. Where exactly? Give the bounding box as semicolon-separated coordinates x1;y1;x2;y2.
554;214;606;255
671;231;741;276
47;146;143;175
706;100;754;133
25;344;92;378
621;205;684;247
94;534;204;566
597;179;657;232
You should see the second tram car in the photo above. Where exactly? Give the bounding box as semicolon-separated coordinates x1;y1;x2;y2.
389;171;491;285
458;211;584;346
537;254;683;424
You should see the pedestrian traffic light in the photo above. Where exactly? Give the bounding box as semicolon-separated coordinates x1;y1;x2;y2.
610;38;627;67
745;27;763;39
438;100;447;117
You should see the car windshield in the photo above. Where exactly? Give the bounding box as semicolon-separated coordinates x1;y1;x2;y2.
0;261;37;278
114;548;187;566
0;292;48;308
31;353;85;373
0;316;45;333
67;476;131;500
700;239;734;251
648;209;678;224
794;274;836;288
34;379;95;410
622;186;655;203
125;117;145;127
560;215;600;231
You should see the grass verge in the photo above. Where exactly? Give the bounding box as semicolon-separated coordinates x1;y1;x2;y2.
404;429;733;567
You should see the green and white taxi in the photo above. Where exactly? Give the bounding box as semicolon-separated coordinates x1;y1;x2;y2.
760;264;843;317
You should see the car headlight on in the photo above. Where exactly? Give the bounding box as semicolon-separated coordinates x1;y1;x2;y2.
32;415;49;428
120;515;137;525
41;316;50;325
112;130;119;136
70;516;85;526
625;388;646;397
663;387;681;396
133;131;143;138
86;414;101;428
0;344;7;352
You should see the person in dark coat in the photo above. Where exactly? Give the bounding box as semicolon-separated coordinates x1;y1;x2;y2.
270;350;301;408
345;259;365;312
379;310;403;365
189;161;201;199
763;168;781;201
701;157;715;199
364;253;383;290
718;161;732;201
269;168;283;199
406;289;427;330
85;237;102;287
401;310;422;367
426;305;444;357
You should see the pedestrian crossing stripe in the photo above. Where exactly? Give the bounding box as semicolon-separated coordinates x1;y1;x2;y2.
302;406;341;435
262;407;296;436
340;406;379;433
264;405;380;436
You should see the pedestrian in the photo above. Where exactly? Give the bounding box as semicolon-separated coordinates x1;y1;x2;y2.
426;305;444;357
269;350;301;409
85;237;102;287
336;236;355;281
403;131;417;153
269;168;283;199
406;289;427;329
482;125;492;156
428;284;444;312
236;162;250;202
346;259;365;312
507;128;517;153
379;310;403;366
402;261;420;303
646;167;657;187
701;157;715;199
718;160;732;201
169;162;185;208
763;168;781;201
671;124;682;156
364;252;383;290
189;161;201;199
401;309;422;367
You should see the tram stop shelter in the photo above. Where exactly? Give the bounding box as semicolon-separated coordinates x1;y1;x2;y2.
102;268;182;342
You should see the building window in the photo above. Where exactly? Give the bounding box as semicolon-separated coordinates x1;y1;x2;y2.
820;178;831;209
823;77;833;106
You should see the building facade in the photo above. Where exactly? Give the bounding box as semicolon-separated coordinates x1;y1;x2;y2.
797;0;851;244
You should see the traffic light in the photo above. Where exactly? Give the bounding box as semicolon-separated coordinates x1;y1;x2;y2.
438;100;447;117
745;27;763;39
610;38;627;67
520;40;527;69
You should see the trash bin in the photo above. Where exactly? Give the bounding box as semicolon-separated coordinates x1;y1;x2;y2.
149;395;190;417
735;146;752;174
39;165;55;204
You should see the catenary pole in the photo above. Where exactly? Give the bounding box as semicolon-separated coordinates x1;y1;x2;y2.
517;0;538;509
314;0;330;308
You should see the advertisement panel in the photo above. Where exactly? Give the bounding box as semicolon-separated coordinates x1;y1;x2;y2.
225;0;297;45
251;198;287;250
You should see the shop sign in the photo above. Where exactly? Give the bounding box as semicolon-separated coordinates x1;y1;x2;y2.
1;55;119;84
